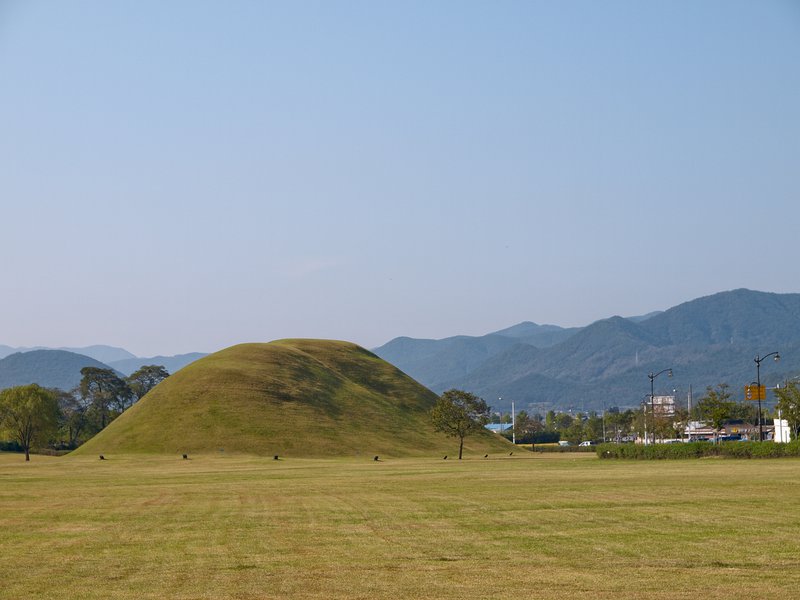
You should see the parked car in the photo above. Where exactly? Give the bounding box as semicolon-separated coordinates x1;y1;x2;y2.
558;441;571;447
578;441;595;447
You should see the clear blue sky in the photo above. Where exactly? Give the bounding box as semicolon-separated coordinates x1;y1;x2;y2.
1;1;798;356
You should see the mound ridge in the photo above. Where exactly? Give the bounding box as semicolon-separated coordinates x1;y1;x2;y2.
73;339;510;457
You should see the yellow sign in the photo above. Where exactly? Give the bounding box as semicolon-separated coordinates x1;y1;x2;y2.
744;385;766;401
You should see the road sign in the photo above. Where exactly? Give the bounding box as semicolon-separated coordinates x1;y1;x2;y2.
744;385;766;401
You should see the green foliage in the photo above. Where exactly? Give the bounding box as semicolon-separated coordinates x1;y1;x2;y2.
512;410;542;440
536;409;635;444
431;389;491;459
695;384;734;440
79;367;132;428
597;440;800;460
604;408;636;442
0;384;60;460
564;417;585;445
530;431;560;444
54;387;91;448
504;429;558;444
728;401;758;422
0;440;22;452
774;382;800;440
531;444;594;453
582;412;604;441
126;365;169;400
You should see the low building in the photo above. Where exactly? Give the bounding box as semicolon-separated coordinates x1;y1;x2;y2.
485;423;512;434
722;420;757;440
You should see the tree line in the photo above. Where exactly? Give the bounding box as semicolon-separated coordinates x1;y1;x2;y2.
0;365;169;460
429;383;800;459
490;382;800;445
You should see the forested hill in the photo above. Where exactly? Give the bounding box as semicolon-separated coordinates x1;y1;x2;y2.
0;350;119;391
373;289;800;412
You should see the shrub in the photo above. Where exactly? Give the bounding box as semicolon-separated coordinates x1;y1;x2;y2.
598;440;800;459
0;440;23;452
502;431;560;444
787;439;800;456
532;444;594;453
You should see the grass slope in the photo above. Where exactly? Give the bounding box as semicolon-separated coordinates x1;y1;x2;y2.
73;339;510;458
2;453;800;599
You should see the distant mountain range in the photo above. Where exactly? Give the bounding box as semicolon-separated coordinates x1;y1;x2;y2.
0;346;207;391
4;289;799;409
107;353;208;376
373;289;800;413
0;350;122;391
0;344;136;363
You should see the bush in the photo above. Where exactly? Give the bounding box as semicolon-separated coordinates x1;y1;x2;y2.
597;442;711;460
532;444;595;453
0;440;23;452
597;440;800;459
502;431;560;444
529;431;561;444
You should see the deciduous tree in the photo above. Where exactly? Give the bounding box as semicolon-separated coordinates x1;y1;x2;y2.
513;410;542;441
696;384;734;442
55;387;91;448
80;367;132;429
431;389;490;459
774;382;800;441
0;384;60;461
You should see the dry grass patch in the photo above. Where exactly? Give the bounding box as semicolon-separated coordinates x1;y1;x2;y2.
1;452;799;599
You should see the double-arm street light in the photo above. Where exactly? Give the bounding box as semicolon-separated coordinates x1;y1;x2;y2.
755;352;780;441
648;368;673;445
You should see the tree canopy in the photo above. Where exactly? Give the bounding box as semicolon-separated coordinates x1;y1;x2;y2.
696;384;734;441
430;389;490;459
0;384;60;461
79;367;132;428
774;382;800;441
127;365;169;400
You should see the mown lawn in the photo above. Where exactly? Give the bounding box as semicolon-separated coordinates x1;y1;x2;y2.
1;451;799;599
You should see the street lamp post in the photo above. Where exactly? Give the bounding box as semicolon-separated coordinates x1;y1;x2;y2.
642;397;648;446
511;399;516;445
648;368;673;445
755;352;780;442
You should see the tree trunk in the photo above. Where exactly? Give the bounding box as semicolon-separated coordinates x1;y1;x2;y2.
458;436;464;460
24;447;30;461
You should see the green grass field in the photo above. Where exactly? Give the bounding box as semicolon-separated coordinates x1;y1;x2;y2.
2;452;799;599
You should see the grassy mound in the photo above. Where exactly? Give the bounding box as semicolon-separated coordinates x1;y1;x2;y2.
73;339;511;458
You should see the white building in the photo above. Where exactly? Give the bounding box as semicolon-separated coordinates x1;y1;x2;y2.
774;419;792;443
652;395;676;417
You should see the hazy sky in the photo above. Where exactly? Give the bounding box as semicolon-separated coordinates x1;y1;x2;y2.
1;1;799;356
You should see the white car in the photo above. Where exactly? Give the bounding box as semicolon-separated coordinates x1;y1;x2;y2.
578;441;595;447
